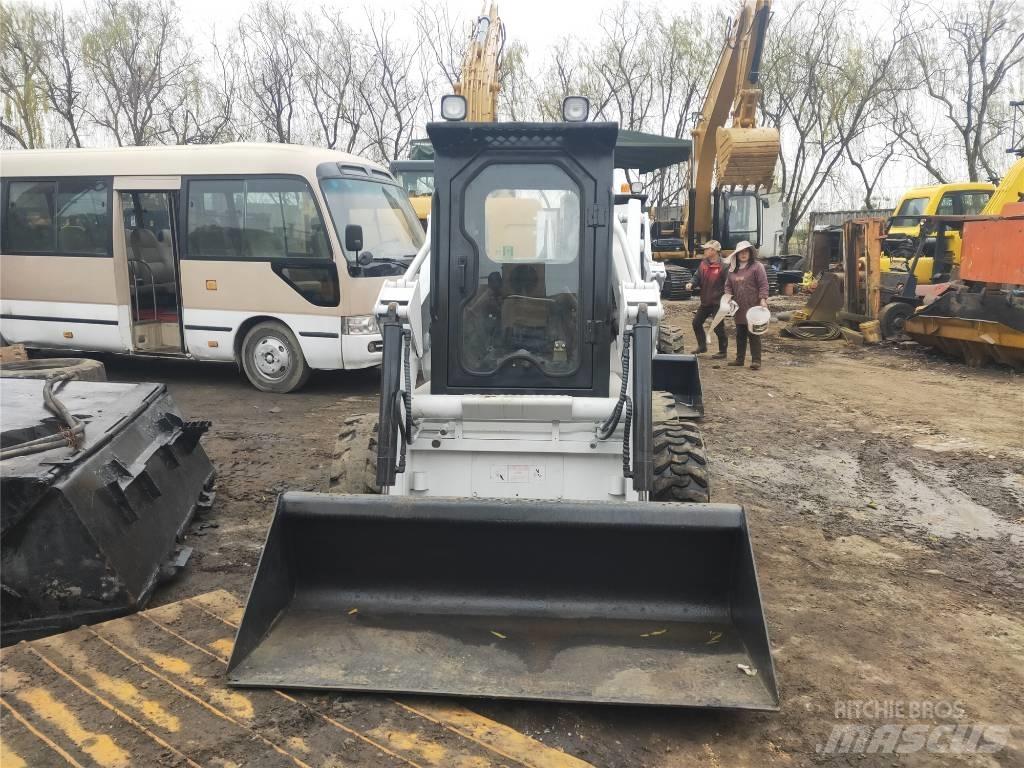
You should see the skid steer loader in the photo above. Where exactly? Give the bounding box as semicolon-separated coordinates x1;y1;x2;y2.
229;110;777;710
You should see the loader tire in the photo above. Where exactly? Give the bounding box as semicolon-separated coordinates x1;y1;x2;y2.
652;408;710;503
329;414;380;493
657;324;686;355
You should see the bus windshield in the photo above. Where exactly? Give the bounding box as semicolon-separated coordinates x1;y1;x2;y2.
321;178;424;275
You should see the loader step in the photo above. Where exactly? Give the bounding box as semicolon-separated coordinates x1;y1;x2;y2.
0;590;593;768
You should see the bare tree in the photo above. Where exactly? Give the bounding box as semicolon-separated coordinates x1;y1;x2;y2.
591;2;653;129
497;40;536;122
903;0;1024;182
37;4;90;147
761;0;914;241
238;0;301;143
0;1;47;148
164;39;239;145
295;10;364;151
357;9;425;163
81;0;195;146
415;2;465;92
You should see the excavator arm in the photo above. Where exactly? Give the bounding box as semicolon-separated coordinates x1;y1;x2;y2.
688;0;779;247
453;3;505;122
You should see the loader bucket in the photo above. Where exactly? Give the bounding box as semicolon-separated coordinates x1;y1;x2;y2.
228;493;778;710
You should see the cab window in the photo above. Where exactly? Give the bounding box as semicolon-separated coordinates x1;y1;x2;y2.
937;190;991;216
460;163;582;376
890;196;928;227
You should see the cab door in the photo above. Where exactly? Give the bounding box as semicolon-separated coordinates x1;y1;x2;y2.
444;159;602;394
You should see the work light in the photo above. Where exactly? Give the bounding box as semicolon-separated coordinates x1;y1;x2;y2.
562;96;590;122
441;94;468;121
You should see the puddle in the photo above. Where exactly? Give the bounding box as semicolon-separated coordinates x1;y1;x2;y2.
724;448;1024;544
884;461;1023;543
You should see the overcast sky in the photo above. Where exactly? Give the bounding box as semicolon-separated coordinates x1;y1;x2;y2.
40;0;1005;207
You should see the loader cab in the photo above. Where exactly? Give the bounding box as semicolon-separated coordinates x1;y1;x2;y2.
427;121;616;396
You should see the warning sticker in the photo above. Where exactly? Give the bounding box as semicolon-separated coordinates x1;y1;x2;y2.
490;465;545;483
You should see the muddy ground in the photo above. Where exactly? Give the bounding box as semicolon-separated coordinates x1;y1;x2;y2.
99;296;1023;768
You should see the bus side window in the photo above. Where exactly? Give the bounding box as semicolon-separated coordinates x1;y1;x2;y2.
57;180;110;255
244;178;330;260
5;181;56;253
188;180;244;259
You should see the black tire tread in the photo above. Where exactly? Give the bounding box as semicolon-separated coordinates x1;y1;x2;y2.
657;324;687;355
879;301;914;339
328;414;380;493
652;394;710;503
662;264;693;300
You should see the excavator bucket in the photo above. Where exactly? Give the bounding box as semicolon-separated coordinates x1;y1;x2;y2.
716;127;780;189
228;493;778;710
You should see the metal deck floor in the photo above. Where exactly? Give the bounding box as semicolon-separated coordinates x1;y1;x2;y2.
0;590;592;768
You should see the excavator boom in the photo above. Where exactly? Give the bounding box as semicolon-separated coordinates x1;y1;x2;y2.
688;0;780;246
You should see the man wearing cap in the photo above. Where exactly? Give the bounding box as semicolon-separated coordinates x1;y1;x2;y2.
686;240;729;358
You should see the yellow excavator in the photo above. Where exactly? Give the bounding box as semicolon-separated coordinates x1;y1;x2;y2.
391;3;505;227
652;0;781;298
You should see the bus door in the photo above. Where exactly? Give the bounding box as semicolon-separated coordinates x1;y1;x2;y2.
114;178;184;354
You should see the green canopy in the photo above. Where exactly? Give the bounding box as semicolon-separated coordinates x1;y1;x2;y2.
402;128;691;172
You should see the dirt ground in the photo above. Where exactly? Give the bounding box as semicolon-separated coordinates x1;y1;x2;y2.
97;296;1023;768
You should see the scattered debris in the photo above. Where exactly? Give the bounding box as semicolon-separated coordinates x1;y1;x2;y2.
737;664;758;677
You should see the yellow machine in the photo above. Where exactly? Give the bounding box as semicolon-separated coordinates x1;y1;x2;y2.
391;3;505;227
651;0;781;296
881;181;995;284
903;157;1024;366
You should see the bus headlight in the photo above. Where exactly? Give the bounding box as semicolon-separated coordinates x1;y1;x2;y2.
343;315;379;335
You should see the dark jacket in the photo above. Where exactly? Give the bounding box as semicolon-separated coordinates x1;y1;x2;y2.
726;261;769;324
691;257;728;308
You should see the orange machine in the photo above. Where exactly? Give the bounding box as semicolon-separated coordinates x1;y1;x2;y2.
959;201;1024;285
905;162;1024;367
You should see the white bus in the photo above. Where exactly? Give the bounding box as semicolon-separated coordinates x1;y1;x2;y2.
0;143;424;392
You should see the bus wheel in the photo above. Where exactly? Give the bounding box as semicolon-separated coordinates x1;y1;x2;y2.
241;321;311;393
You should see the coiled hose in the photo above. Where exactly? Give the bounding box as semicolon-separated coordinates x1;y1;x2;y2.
1;374;86;460
783;320;842;341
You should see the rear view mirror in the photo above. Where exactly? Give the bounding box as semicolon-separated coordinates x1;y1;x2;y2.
345;224;363;252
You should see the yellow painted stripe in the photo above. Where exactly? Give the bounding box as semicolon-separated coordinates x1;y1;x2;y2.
396;701;592;768
11;687;130;767
38;635;181;732
85;626;314;768
0;698;85;768
189;591;594;768
140;612;426;768
0;735;29;768
26;646;203;768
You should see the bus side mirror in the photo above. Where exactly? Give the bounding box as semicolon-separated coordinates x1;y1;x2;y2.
762;198;770;208
345;224;363;252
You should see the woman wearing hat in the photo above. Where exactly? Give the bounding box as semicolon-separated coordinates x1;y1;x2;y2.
686;240;729;358
724;241;769;370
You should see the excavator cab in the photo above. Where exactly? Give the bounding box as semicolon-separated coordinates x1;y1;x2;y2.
229;119;778;711
715;188;766;251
